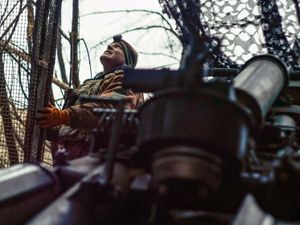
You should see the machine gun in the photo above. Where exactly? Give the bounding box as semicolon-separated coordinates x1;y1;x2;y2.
2;1;300;224
1;49;300;224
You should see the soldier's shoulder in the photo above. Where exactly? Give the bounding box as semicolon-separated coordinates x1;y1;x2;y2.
112;65;131;76
105;70;124;79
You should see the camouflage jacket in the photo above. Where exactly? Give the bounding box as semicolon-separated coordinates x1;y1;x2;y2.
56;66;144;145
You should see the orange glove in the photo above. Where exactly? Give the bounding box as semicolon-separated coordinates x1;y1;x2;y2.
36;104;70;128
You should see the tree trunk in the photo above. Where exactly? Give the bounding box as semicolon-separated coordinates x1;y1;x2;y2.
70;0;79;88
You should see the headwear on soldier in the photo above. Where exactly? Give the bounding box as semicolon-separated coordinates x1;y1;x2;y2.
113;34;138;68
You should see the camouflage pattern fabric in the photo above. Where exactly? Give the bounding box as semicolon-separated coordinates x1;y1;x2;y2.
49;68;144;159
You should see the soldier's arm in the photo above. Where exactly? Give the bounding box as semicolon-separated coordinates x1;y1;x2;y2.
68;70;143;129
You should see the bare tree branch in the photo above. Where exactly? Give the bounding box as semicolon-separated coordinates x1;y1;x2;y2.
52;76;69;91
58;26;70;43
82;9;180;55
79;38;93;78
27;0;34;53
0;40;48;68
0;53;18;165
139;51;180;61
57;20;68;84
0;0;10;26
14;131;25;153
8;99;25;127
17;57;28;100
0;2;28;43
152;62;180;69
0;0;20;31
70;0;80;88
81;9;176;34
5;49;30;75
0;40;68;93
92;25;180;50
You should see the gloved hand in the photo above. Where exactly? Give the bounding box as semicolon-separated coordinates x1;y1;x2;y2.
36;104;70;128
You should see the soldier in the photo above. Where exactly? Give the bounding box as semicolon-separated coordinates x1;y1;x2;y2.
36;35;144;159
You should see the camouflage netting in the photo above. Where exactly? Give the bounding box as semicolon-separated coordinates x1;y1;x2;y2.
1;0;300;168
159;0;300;69
0;0;53;167
0;0;30;167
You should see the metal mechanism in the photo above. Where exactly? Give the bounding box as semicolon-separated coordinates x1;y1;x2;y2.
3;0;300;225
0;163;60;225
234;54;289;132
1;53;300;225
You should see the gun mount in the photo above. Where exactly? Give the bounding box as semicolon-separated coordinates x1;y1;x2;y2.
1;52;300;225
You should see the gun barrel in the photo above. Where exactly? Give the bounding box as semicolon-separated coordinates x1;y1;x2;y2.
234;55;288;129
0;163;60;225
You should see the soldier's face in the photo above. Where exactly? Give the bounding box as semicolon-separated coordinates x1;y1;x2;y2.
100;42;126;67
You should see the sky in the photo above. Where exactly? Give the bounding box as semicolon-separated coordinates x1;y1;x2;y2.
58;0;182;83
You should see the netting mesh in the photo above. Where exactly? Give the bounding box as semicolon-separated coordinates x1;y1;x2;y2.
1;0;300;167
0;0;30;167
24;0;62;166
159;0;300;68
0;0;54;168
